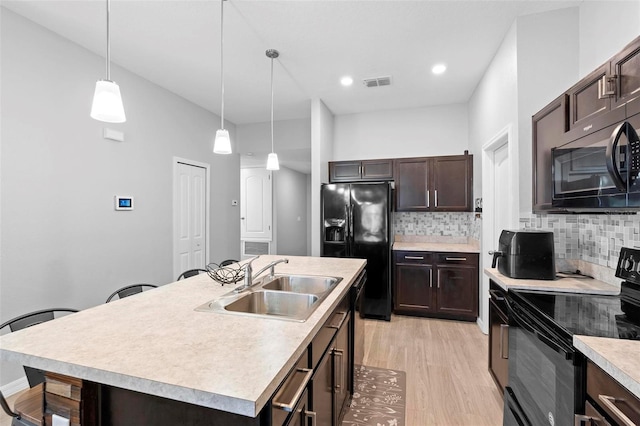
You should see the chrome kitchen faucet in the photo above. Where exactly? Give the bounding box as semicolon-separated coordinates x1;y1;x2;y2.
236;256;289;292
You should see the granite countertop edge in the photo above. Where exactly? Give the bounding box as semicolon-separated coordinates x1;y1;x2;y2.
484;268;619;294
574;336;640;400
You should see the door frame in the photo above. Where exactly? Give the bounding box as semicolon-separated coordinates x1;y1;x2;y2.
172;156;211;280
480;124;518;334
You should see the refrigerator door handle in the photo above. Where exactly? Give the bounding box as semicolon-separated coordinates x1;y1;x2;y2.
349;205;354;238
344;204;350;237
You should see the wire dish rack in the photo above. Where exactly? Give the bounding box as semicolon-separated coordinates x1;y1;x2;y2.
206;262;245;285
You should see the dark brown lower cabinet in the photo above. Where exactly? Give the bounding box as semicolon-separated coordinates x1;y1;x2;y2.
488;282;508;394
393;251;478;321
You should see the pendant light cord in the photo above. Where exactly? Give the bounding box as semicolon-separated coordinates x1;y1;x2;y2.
106;0;111;80
270;57;274;153
220;0;225;130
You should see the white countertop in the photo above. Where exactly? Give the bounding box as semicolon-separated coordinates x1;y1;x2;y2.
484;268;619;294
574;336;640;399
0;255;366;417
393;241;480;253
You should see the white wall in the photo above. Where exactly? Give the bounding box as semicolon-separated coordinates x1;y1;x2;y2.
333;104;469;160
310;99;334;256
516;7;580;213
468;22;519;334
237;118;310;153
274;167;308;256
1;9;240;386
579;1;640;78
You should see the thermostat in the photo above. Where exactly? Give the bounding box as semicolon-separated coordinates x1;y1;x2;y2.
115;196;134;211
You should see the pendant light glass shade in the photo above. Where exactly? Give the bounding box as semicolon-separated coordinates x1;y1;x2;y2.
214;0;232;154
91;0;126;123
213;129;232;154
91;80;126;123
266;152;280;170
266;49;280;171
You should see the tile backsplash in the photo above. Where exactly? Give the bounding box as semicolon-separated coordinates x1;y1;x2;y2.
394;212;481;241
519;213;640;270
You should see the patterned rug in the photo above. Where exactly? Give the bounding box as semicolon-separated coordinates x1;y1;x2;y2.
342;365;406;426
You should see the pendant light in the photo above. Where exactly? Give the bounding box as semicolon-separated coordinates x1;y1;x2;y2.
266;49;280;171
90;0;126;123
213;0;232;154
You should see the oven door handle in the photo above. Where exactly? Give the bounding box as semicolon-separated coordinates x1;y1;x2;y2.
489;289;505;302
510;305;573;361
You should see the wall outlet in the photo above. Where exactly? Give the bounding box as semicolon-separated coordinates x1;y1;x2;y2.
231;200;238;206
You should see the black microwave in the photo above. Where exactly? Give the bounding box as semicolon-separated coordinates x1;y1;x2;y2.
552;113;640;210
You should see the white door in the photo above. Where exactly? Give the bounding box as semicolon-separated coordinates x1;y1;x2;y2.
241;168;272;240
174;162;207;276
493;142;511;245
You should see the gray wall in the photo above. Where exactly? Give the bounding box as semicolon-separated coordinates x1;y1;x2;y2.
1;9;240;385
274;167;308;256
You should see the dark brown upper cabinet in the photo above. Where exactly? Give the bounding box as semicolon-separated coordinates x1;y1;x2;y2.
328;159;393;183
432;156;473;211
612;36;640;112
565;36;640;141
395;154;473;212
394;157;430;211
532;95;568;213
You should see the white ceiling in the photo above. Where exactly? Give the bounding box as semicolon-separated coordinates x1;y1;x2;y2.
3;0;582;126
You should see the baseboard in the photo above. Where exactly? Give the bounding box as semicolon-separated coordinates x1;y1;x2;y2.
0;376;28;397
477;317;488;335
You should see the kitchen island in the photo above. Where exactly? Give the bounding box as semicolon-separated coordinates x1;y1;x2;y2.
0;255;366;425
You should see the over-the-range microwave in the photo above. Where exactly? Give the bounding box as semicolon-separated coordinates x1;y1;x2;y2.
552;111;640;211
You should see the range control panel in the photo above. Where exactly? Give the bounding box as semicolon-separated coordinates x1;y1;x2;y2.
617;247;640;285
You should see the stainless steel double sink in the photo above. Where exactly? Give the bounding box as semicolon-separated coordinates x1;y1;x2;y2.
196;274;343;322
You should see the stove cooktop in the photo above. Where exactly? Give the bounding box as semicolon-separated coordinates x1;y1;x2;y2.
509;246;640;341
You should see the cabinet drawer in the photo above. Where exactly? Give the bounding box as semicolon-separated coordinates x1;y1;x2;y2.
272;348;311;426
311;296;348;369
395;251;432;264
586;360;640;426
436;252;478;266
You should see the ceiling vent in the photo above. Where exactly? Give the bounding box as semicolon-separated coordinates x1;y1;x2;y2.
363;76;392;88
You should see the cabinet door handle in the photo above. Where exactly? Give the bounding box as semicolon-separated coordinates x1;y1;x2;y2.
333;349;344;390
427;190;430;208
272;368;313;412
434;190;438;207
499;324;509;359
328;311;348;330
437;269;440;289
445;257;467;261
429;269;433;288
404;256;424;260
599;394;636;426
598;75;616;99
574;414;596;426
306;411;317;426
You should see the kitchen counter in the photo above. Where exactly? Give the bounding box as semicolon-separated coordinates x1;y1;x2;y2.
393;241;480;253
485;267;620;294
0;255;366;418
574;336;640;399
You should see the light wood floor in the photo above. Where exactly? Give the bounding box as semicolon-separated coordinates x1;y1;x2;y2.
362;315;503;426
1;315;503;426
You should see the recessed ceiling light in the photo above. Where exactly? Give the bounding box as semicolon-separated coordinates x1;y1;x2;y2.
340;76;354;87
432;64;447;75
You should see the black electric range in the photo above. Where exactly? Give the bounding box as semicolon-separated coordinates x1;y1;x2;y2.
504;247;640;426
510;246;640;343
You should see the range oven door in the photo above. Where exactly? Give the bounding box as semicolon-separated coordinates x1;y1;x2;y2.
506;298;580;426
552;114;640;209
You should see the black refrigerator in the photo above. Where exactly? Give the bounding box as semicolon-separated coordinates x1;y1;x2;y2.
321;182;392;321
